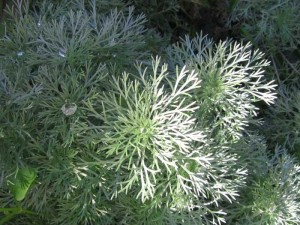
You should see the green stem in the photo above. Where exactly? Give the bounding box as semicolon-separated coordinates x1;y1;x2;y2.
0;212;18;225
0;207;21;212
0;207;36;214
0;207;37;225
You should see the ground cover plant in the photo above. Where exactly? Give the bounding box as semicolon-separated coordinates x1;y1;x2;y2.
0;0;300;225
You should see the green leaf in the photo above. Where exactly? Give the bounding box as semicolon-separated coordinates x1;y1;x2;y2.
7;167;37;201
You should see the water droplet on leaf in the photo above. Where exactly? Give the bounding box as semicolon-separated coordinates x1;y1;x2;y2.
61;103;77;116
17;51;24;57
58;49;66;58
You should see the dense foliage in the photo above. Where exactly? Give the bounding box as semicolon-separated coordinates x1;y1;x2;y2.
0;0;299;225
229;0;300;157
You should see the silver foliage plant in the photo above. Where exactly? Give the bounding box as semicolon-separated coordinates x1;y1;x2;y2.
85;57;247;224
227;0;300;83
228;0;300;53
0;0;150;72
226;147;300;225
166;34;277;141
0;1;289;225
265;84;300;155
